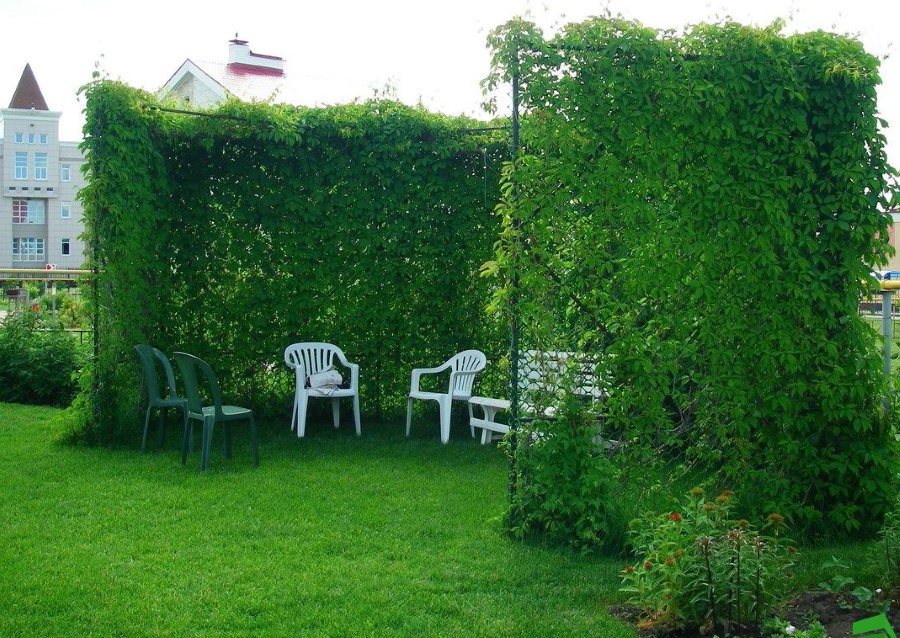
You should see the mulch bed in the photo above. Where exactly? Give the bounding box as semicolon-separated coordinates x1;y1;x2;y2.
611;591;899;637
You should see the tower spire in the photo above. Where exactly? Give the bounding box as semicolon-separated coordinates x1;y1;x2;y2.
9;64;49;110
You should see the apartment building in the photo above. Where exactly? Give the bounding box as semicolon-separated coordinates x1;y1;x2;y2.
0;64;86;269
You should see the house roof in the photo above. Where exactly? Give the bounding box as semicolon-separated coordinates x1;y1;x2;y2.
160;39;286;107
8;64;49;110
199;60;285;102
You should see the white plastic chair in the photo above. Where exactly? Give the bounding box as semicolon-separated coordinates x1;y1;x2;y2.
405;350;486;444
284;342;361;438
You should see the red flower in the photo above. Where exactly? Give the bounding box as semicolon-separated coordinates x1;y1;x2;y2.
644;561;653;568
669;512;682;521
624;565;634;573
665;558;674;566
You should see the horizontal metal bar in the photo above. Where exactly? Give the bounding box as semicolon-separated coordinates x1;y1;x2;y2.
457;126;512;134
144;105;248;122
0;268;93;281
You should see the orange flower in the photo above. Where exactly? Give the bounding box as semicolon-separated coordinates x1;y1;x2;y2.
624;565;634;573
644;561;653;568
669;512;682;522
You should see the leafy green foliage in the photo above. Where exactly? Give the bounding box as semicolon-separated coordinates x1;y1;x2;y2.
488;17;900;538
505;394;618;553
0;312;83;406
621;488;796;634
73;81;508;443
874;493;900;596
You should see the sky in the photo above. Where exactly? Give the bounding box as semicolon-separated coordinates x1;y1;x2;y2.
1;0;898;170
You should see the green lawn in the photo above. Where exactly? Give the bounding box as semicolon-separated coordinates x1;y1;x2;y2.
0;403;635;638
1;403;884;637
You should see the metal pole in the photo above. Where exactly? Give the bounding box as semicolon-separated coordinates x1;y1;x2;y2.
508;62;521;509
882;290;893;379
882;289;893;413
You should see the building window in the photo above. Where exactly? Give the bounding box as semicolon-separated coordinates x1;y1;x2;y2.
14;132;23;143
39;133;48;144
61;238;71;256
61;202;71;219
27;133;35;144
35;153;48;180
15;152;27;179
61;164;71;181
12;200;46;224
12;238;45;261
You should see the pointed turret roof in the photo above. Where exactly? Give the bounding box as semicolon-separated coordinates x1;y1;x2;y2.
8;64;49;110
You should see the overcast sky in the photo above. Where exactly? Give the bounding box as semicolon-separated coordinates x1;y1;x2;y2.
1;0;897;170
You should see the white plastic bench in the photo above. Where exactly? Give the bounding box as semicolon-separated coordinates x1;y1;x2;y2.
468;396;511;444
468;350;614;448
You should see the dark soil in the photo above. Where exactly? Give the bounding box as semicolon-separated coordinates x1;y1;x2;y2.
611;591;899;637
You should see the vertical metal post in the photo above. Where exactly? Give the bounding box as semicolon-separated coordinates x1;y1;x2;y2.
508;62;521;508
882;290;893;378
882;289;893;413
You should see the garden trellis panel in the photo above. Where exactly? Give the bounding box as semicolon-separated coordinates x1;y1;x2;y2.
74;82;508;443
487;17;899;540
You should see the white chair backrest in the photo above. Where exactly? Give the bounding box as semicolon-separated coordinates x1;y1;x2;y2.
450;349;486;395
284;342;341;378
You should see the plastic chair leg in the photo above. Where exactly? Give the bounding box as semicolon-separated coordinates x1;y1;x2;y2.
158;410;166;448
296;393;309;438
353;394;361;436
141;407;152;451
468;401;475;438
181;416;191;465
439;398;451;444
290;374;302;432
200;416;214;471
331;398;340;429
405;397;414;436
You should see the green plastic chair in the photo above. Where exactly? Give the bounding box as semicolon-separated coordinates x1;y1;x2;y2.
173;352;259;471
135;345;188;451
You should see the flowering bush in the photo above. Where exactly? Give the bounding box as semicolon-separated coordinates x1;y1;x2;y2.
620;488;796;634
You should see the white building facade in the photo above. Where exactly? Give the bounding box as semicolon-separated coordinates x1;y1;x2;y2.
0;64;86;270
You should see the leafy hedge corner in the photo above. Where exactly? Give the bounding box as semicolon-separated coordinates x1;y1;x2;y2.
488;16;900;539
75;80;508;443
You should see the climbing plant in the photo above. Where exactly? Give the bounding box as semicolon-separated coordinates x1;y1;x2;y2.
487;17;899;539
71;81;508;443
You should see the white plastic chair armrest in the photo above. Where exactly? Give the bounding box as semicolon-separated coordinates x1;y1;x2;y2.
410;362;451;393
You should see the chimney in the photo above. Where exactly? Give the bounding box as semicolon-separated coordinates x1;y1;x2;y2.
228;36;284;74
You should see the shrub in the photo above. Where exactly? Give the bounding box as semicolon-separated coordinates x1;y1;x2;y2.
874;492;900;596
0;312;83;406
621;488;796;635
505;393;618;553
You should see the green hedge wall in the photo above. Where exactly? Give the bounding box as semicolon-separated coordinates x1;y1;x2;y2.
72;82;508;443
488;17;899;537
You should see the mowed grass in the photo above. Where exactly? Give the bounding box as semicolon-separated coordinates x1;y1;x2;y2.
0;403;635;638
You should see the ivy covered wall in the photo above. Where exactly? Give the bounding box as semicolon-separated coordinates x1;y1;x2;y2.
487;18;899;537
74;82;508;442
